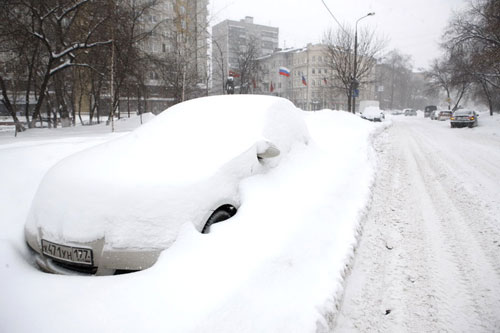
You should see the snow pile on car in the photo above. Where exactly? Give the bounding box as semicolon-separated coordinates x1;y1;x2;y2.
24;95;310;249
361;106;384;121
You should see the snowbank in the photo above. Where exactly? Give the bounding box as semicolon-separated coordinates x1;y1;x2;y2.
0;101;388;332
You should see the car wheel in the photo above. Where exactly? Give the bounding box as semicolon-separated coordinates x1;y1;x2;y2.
202;205;237;234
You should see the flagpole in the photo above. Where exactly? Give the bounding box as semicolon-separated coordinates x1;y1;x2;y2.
306;47;310;110
279;69;281;97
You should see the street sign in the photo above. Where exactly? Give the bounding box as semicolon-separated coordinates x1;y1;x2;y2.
354;89;359;97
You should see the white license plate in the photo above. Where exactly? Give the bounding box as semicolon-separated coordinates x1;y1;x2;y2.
41;239;93;266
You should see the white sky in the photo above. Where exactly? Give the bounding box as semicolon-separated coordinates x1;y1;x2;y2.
209;0;468;70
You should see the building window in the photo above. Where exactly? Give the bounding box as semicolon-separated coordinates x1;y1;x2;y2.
312;68;315;74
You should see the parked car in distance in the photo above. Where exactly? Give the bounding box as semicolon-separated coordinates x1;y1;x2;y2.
430;110;440;120
424;105;437;118
361;106;385;122
404;108;417;116
24;95;310;276
450;110;479;128
437;110;453;121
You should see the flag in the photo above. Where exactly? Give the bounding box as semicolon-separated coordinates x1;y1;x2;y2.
229;70;240;78
302;75;307;86
270;82;274;92
279;66;290;77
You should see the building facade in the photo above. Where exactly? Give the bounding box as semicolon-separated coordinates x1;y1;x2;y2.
211;16;279;95
256;44;376;111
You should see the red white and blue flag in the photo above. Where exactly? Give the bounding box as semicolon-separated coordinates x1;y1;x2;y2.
302;75;307;86
279;67;290;77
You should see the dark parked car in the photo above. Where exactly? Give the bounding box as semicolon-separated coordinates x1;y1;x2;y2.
450;110;479;128
424;105;437;118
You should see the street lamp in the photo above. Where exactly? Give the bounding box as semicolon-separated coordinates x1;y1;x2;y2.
352;12;375;113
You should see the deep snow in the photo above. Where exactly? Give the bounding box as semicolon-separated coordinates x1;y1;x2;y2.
0;100;385;333
2;104;498;332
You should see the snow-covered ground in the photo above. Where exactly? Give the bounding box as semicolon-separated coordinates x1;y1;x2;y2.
1;105;499;333
0;101;385;333
335;113;500;332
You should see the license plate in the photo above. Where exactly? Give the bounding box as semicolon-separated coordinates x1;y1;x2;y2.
41;239;93;266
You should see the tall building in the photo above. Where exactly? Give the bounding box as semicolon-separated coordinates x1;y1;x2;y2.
211;16;279;95
138;0;209;111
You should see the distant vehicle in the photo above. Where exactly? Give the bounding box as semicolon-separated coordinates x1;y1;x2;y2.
450;110;479;128
391;109;403;115
361;106;385;122
430;110;441;120
424;105;437;117
404;108;417;116
437;110;452;121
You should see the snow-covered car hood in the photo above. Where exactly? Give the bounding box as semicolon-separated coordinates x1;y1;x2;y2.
25;95;310;250
362;106;384;120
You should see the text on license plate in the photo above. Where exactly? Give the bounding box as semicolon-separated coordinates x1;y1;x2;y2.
41;239;93;266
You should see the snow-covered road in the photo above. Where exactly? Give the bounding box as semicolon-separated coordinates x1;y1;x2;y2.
335;115;500;332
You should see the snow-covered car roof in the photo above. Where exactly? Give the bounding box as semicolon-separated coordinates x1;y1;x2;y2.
25;95;310;251
361;106;384;120
453;110;475;115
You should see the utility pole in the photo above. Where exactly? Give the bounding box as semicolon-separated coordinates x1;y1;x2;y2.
352;12;375;113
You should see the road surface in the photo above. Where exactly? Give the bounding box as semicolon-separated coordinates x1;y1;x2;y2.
334;115;500;332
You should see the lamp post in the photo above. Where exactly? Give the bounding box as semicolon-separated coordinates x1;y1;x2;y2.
352;12;375;113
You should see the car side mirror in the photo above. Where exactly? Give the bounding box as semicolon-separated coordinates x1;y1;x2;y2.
256;141;280;160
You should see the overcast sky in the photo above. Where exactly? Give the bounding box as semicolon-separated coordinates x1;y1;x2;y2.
209;0;468;71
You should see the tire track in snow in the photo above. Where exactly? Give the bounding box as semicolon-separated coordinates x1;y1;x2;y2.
334;118;500;332
405;130;500;332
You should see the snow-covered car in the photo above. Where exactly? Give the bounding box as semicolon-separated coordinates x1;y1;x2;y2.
361;106;385;122
437;110;452;121
24;95;310;275
430;110;441;120
450;110;479;128
404;108;417;116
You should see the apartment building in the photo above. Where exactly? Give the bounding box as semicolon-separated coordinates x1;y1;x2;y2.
138;0;209;112
211;16;279;95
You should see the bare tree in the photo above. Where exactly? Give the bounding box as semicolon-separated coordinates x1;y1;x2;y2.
324;26;385;113
0;0;114;128
442;0;500;115
212;37;227;94
233;37;259;94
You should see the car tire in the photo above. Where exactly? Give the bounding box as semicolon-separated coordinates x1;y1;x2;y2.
202;206;236;234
